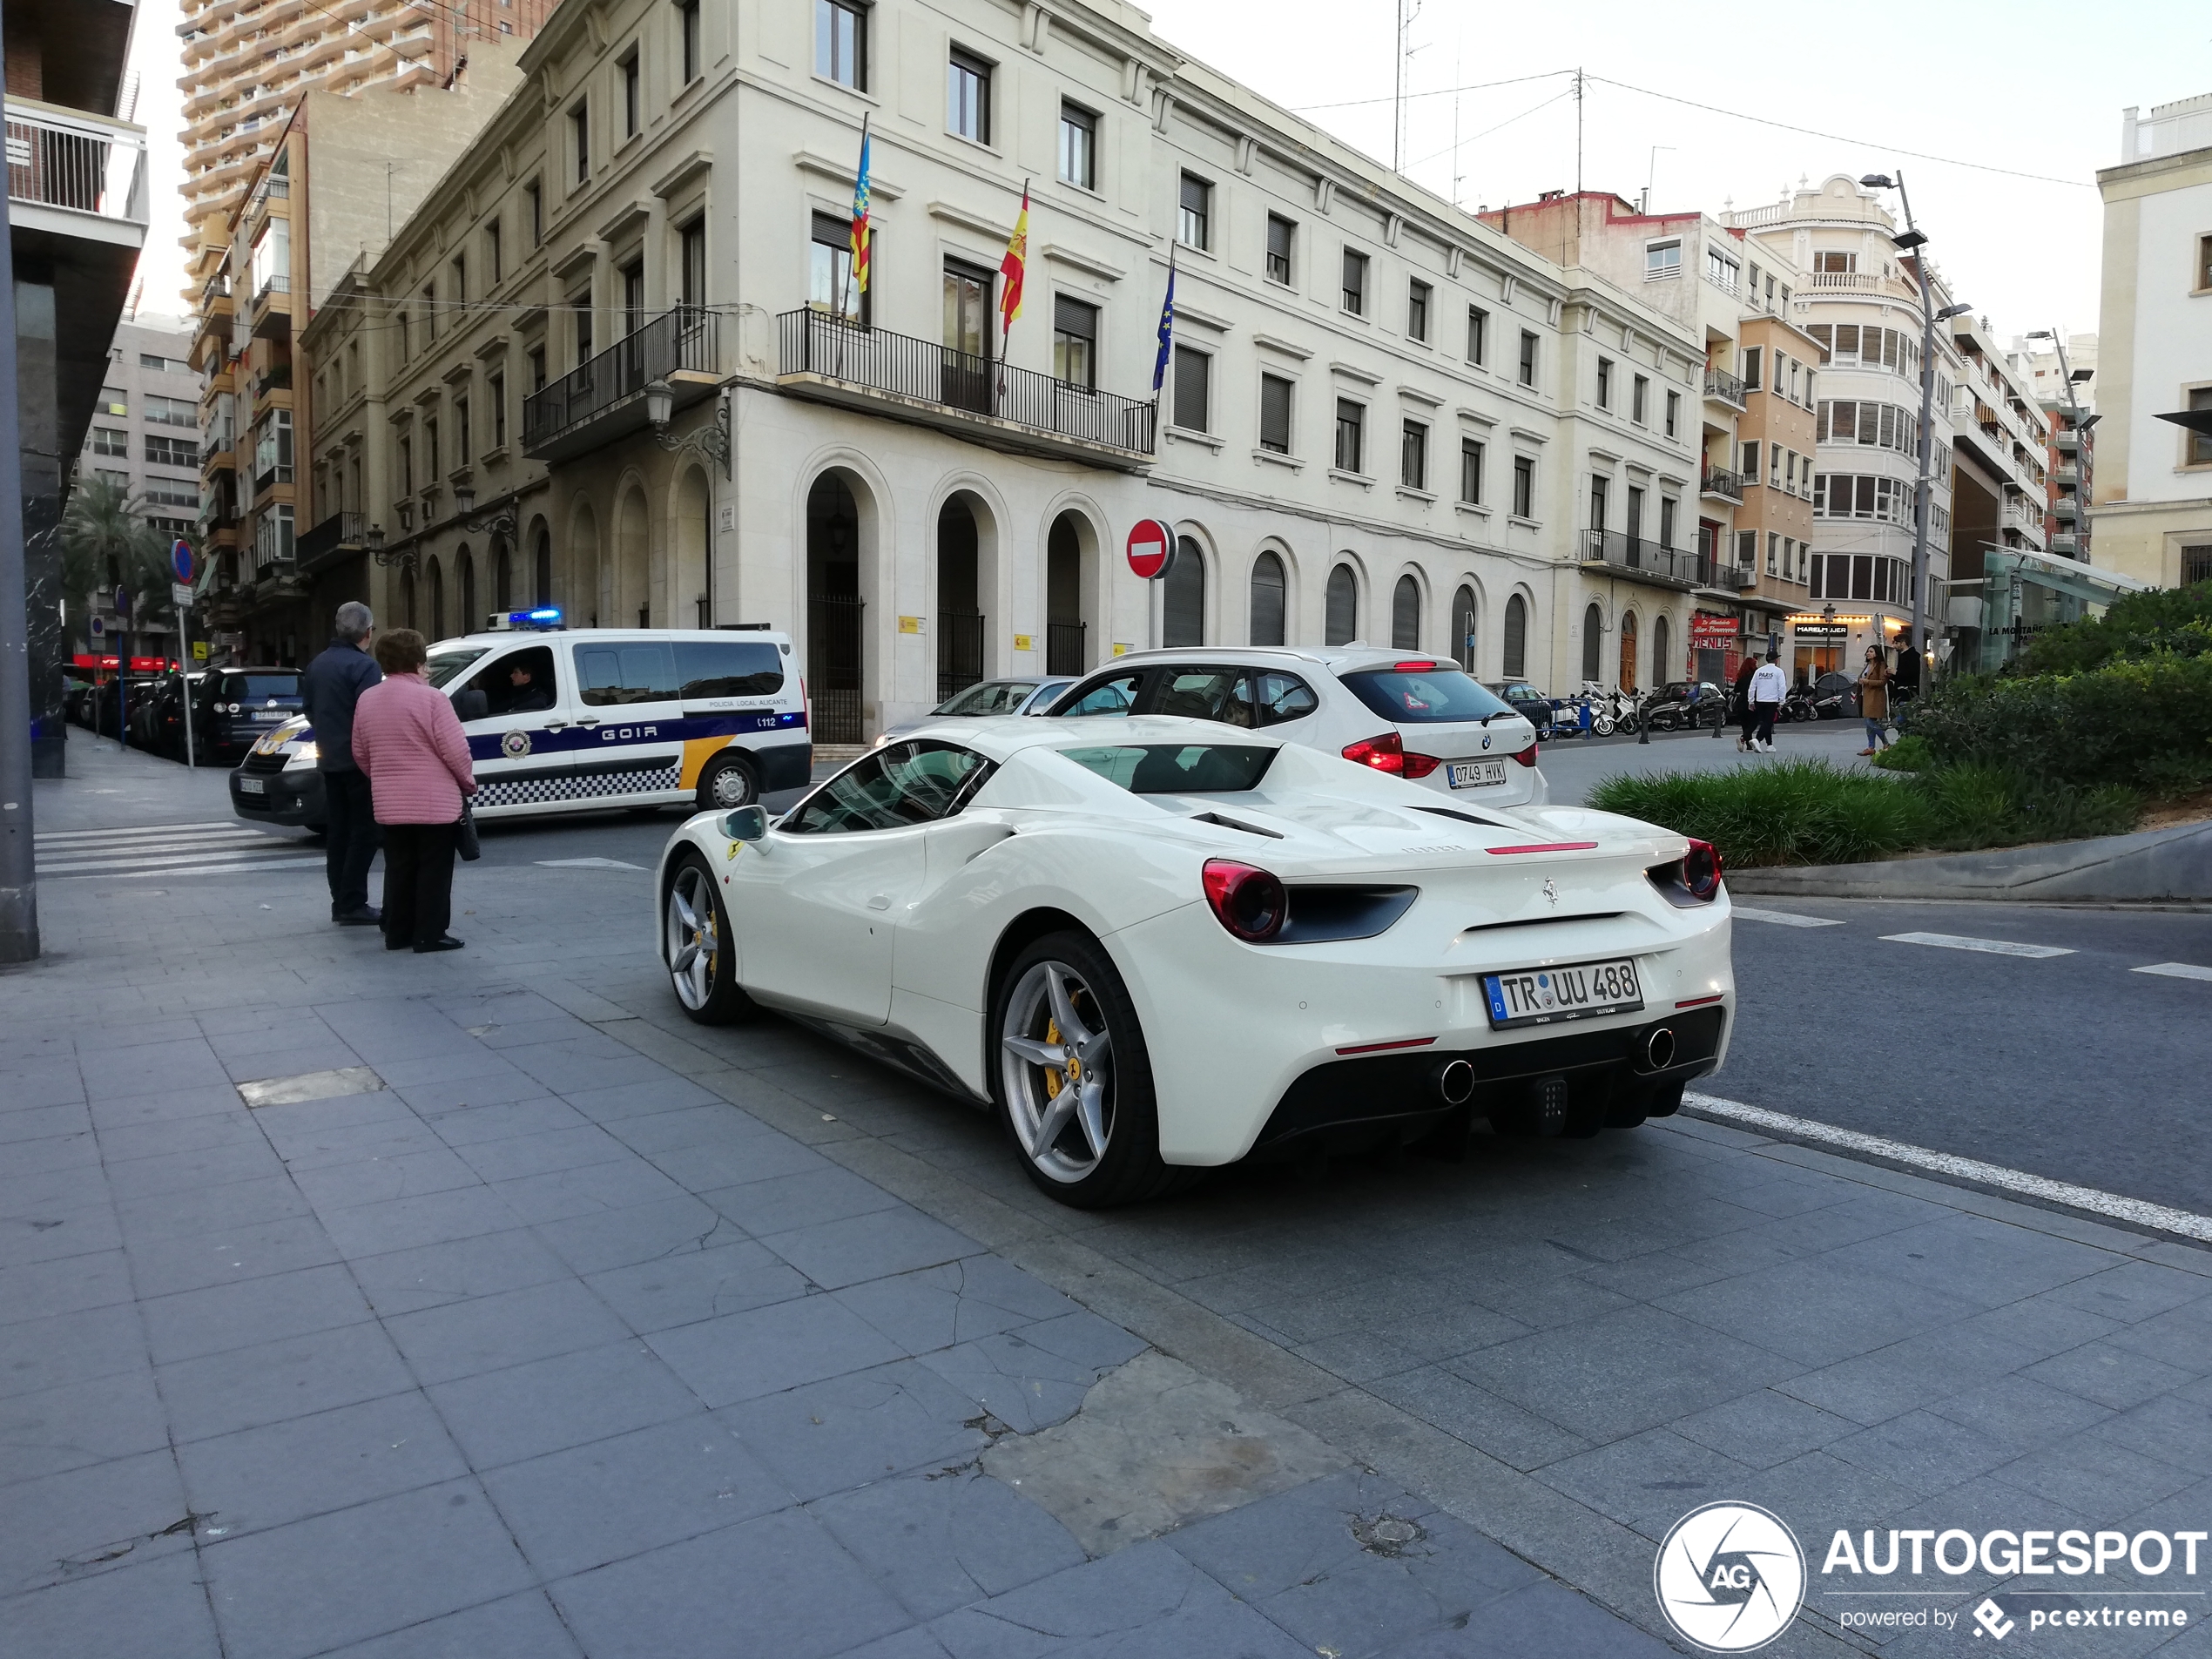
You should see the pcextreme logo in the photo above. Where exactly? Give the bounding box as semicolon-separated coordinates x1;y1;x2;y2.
1655;1502;1807;1652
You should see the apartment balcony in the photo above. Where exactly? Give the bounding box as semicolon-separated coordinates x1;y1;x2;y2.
2054;428;2080;453
2053;495;2078;523
251;361;292;410
775;309;1157;471
1718;563;1759;591
250;273;291;340
295;509;367;577
2049;532;2080;557
1703;368;1747;409
1578;530;1716;591
6;98;148;245
1699;467;1744;503
523;306;721;462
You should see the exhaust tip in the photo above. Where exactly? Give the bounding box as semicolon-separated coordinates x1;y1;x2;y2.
1644;1027;1677;1071
1433;1058;1476;1107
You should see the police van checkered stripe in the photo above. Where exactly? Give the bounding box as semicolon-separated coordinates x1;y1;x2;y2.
476;763;681;808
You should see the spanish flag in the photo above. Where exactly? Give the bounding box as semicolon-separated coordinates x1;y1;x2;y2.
849;116;873;300
999;182;1029;334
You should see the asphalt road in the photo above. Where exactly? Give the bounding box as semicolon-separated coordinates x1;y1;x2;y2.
44;728;2212;1222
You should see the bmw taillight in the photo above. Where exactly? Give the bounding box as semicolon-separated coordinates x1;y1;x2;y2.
1683;838;1723;900
1400;751;1441;779
1342;732;1405;774
1202;859;1286;941
1511;741;1541;768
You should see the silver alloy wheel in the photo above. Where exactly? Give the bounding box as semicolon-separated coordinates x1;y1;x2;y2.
707;759;757;808
664;865;719;1010
1000;959;1115;1184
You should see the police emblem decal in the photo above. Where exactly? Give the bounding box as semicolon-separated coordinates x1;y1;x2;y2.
501;730;532;759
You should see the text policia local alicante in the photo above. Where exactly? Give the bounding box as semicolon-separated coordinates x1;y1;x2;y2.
1823;1528;2206;1577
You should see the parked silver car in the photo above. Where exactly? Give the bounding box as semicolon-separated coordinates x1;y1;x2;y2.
873;677;1075;747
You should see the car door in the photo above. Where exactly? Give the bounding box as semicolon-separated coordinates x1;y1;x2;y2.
731;741;989;1024
451;642;577;811
570;638;688;805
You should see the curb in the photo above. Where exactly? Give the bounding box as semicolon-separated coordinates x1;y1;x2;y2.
1727;817;2212;903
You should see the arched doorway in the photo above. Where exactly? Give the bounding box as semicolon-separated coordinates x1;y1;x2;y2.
1325;564;1358;645
617;485;650;628
456;545;475;634
675;469;711;628
570;502;601;626
1450;585;1477;671
426;556;444;640
1045;512;1089;674
401;566;417;631
937;495;985;699
1250;551;1286;645
1502;593;1527;678
806;472;864;743
1619;611;1639;692
493;538;511;613
1581;602;1603;684
1391;574;1420;651
532;527;552;609
1163;537;1204;646
1653;613;1671;686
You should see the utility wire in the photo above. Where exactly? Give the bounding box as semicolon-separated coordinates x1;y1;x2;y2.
1401;86;1577;174
1292;68;1573;114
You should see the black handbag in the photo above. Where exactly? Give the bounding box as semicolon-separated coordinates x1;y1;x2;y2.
456;798;482;862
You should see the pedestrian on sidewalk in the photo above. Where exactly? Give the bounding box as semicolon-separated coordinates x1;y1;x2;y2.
1856;644;1893;755
1748;652;1788;753
1731;654;1760;752
350;629;475;954
300;602;384;927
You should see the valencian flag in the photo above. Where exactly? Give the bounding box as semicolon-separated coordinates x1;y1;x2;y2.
848;115;873;303
1151;247;1177;393
999;182;1030;334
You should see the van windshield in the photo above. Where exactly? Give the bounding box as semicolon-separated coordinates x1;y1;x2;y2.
425;648;489;689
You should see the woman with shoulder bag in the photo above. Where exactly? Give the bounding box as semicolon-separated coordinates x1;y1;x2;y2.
1856;644;1893;756
350;629;476;953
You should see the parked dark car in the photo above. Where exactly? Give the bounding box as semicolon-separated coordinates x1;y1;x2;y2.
90;677;160;740
192;668;305;763
1805;671;1858;720
1643;680;1728;732
64;679;95;728
1483;679;1561;738
138;671;210;759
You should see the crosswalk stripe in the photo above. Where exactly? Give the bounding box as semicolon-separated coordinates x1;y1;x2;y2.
37;831;276;853
34;820;252;841
56;857;327;880
2133;961;2212;983
1880;930;2073;959
37;845;310;873
1733;907;1844;928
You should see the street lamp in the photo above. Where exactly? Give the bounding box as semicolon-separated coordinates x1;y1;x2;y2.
1859;172;1966;682
644;381;732;477
2025;328;2093;562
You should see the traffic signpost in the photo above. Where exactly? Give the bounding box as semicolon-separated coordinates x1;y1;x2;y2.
172;542;197;769
1124;519;1177;580
112;585;132;751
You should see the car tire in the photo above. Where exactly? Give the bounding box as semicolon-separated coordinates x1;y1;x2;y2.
662;851;757;1025
990;930;1182;1209
695;751;759;814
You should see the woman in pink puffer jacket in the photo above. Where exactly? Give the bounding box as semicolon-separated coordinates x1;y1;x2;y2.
350;628;475;953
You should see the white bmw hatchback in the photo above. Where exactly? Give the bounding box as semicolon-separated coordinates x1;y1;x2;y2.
1040;647;1547;809
658;715;1733;1208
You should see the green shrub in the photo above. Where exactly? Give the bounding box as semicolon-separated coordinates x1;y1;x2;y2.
2014;580;2212;676
1871;733;1933;772
1906;652;2212;795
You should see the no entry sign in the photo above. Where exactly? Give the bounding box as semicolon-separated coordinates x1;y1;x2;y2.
1124;518;1177;580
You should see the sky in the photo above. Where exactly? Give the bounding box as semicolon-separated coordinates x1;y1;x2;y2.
125;0;2211;344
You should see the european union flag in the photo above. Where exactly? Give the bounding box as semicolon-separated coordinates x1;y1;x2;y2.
1151;253;1177;394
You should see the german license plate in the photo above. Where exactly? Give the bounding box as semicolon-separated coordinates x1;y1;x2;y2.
1481;957;1642;1028
1447;759;1507;790
238;776;265;794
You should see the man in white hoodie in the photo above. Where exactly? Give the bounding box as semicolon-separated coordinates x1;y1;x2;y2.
1747;651;1789;753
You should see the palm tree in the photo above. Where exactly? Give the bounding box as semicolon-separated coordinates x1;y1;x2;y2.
60;476;172;651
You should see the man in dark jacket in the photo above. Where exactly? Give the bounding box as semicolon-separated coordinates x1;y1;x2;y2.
301;601;384;924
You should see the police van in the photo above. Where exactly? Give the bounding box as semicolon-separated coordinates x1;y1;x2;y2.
231;612;810;828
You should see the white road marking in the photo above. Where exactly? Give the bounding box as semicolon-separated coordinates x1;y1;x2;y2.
1733;907;1845;928
1880;930;2074;959
534;858;646;870
55;857;327;880
33;820;250;840
2134;962;2212;982
1683;1092;2212;1244
36;820;310;878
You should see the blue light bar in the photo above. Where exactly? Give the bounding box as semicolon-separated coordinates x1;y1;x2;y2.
507;608;564;630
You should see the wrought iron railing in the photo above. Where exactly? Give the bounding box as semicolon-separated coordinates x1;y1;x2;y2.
523;305;718;452
4;100;146;223
936;610;985;702
1045;620;1087;678
1580;530;1716;589
296;510;364;567
777;309;1157;456
1700;468;1744;501
1703;368;1746;407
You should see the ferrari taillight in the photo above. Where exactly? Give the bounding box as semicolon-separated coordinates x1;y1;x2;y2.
1682;838;1724;900
1342;732;1405;774
1202;859;1286;941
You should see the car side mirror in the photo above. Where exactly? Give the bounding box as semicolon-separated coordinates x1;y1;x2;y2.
721;805;769;842
452;688;489;722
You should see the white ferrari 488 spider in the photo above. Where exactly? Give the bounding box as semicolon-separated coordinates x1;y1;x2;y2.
657;716;1733;1207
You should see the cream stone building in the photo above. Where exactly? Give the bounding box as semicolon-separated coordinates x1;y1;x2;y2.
314;0;1714;744
2095;94;2212;589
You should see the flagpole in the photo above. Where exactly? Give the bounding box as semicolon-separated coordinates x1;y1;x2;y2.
838;113;869;382
842;113;868;329
995;180;1029;417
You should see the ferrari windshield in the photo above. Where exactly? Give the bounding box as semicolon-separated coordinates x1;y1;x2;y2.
1061;744;1277;794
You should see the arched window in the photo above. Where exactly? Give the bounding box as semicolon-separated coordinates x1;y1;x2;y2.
1325;563;1359;646
495;541;513;611
1250;550;1286;646
1653;613;1671;686
1450;586;1477;671
426;556;444;640
1502;593;1527;678
1391;575;1420;651
457;546;475;633
1581;602;1603;684
1619;611;1639;692
533;530;552;608
400;567;417;631
1163;536;1205;646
